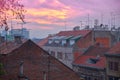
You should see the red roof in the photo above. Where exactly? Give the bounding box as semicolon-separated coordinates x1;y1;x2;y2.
84;46;109;56
38;37;50;47
74;55;106;69
74;52;83;60
76;30;93;48
107;42;120;55
38;30;91;47
73;46;108;69
77;39;92;48
0;40;80;80
0;40;26;55
57;30;91;37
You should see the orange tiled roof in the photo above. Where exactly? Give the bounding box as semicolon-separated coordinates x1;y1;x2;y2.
38;30;92;47
74;52;83;60
38;37;50;47
57;30;91;37
74;55;106;69
0;40;27;55
83;46;109;56
107;42;120;55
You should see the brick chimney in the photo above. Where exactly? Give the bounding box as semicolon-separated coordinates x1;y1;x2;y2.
19;61;24;76
18;61;29;80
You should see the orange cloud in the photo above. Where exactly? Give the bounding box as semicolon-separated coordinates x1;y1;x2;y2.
26;8;68;20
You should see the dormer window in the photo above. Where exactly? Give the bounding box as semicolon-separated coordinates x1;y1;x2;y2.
48;39;52;44
62;40;66;45
55;39;59;43
70;40;75;45
69;35;82;46
87;58;99;64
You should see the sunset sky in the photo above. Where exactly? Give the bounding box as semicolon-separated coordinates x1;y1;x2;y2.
18;0;120;38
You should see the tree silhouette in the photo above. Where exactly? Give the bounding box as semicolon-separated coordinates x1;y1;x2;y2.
0;0;25;30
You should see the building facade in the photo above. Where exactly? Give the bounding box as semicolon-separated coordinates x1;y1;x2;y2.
40;30;93;68
105;42;120;80
73;46;109;80
0;40;81;80
10;28;29;39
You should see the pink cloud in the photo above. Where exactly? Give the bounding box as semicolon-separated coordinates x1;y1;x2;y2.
19;0;120;38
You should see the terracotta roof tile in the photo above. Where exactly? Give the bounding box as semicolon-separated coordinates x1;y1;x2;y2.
38;37;50;47
107;42;120;55
73;46;108;69
0;40;27;55
74;55;106;69
84;46;109;56
57;30;91;37
74;52;83;60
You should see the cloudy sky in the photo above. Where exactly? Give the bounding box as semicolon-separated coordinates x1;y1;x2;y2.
18;0;120;38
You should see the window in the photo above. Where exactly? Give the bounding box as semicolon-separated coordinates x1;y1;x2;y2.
48;39;52;44
70;40;75;45
108;61;119;71
109;61;113;70
62;40;66;46
57;52;63;59
114;62;119;71
50;51;55;57
65;53;72;60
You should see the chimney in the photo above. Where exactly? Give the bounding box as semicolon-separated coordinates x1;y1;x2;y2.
19;61;24;76
43;71;47;80
14;35;22;44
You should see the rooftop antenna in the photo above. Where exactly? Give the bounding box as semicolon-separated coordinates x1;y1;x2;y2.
111;12;116;28
80;21;83;30
101;13;103;24
11;18;13;39
88;14;90;26
17;22;30;37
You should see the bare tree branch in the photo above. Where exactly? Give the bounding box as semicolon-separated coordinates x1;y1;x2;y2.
0;0;25;30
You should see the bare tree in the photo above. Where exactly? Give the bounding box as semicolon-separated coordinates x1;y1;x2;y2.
0;0;25;31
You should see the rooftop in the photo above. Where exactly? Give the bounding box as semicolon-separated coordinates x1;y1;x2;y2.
0;40;81;80
73;55;106;69
57;30;91;37
106;42;120;56
83;46;109;56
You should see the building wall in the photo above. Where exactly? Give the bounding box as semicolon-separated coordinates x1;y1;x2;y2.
95;37;110;48
74;31;92;52
93;31;112;48
106;56;120;79
42;46;74;68
73;65;106;80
